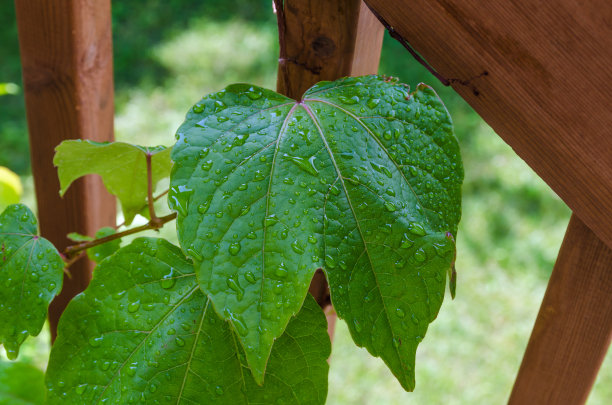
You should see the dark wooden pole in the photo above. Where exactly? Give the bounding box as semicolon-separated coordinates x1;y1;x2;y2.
275;0;384;336
509;214;612;404
15;0;116;340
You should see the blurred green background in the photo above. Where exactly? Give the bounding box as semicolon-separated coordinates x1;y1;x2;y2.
0;1;609;403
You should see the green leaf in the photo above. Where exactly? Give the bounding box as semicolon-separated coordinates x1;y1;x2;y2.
86;227;121;264
0;360;45;404
46;238;330;404
0;166;22;211
169;75;463;389
0;204;64;360
66;232;93;242
54;141;172;225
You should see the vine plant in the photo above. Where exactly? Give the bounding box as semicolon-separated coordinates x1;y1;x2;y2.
0;75;463;403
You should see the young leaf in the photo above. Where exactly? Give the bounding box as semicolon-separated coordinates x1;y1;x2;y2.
169;75;463;389
0;360;45;404
66;232;93;242
54;141;172;225
86;227;121;263
46;238;330;404
0;166;23;211
0;204;63;360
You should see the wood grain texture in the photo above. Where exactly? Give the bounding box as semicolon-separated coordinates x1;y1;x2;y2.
364;0;612;249
15;0;116;339
276;0;384;100
509;214;612;404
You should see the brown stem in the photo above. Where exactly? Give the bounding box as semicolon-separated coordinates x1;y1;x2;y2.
153;188;169;202
113;189;170;230
363;1;488;95
63;212;177;260
363;2;450;86
274;0;292;96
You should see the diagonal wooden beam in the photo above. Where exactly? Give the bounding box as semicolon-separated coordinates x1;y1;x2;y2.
509;214;612;404
364;0;612;249
15;0;116;339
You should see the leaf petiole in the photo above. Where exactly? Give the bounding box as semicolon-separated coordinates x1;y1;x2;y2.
63;212;177;263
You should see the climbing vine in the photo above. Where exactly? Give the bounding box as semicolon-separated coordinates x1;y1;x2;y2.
0;75;463;403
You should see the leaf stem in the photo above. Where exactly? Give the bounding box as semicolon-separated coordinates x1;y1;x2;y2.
153;188;169;202
113;188;170;230
63;212;177;260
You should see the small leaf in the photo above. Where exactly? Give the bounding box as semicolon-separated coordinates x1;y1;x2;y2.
66;232;93;242
86;227;121;264
169;75;463;389
46;238;330;404
54;141;172;225
0;204;63;360
0;166;22;211
0;360;45;404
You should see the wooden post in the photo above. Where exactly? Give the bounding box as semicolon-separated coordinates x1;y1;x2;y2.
276;0;384;98
509;215;612;404
15;0;116;340
275;0;384;336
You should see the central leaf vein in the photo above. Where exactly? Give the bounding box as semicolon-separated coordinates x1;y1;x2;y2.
300;102;409;378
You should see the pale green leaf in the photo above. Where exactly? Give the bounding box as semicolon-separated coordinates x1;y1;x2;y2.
0;204;63;360
46;238;330;404
86;227;121;264
66;232;93;242
169;75;463;389
54;141;172;225
0;166;22;212
0;360;45;404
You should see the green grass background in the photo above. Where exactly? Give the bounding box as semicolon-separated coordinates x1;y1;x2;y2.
0;1;610;403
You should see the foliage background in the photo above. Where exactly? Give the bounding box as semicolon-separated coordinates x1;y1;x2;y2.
0;1;609;403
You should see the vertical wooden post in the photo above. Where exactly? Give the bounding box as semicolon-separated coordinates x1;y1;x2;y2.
15;0;116;339
509;214;612;404
276;0;384;99
275;0;384;335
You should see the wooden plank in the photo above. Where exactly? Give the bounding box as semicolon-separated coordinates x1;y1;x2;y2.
276;0;384;100
364;0;612;249
509;214;612;404
15;0;116;339
275;0;383;335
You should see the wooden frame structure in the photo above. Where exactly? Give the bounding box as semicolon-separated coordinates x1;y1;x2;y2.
15;0;611;402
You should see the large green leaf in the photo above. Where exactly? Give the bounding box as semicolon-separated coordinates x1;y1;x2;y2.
0;360;45;404
46;238;330;404
169;75;463;389
0;204;63;360
54;141;172;225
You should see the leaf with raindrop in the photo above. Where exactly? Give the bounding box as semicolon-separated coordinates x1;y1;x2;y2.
169;75;463;389
0;204;64;360
54;141;172;225
46;238;330;404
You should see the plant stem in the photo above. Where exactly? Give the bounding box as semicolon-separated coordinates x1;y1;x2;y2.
114;189;170;230
63;212;177;260
153;188;169;202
